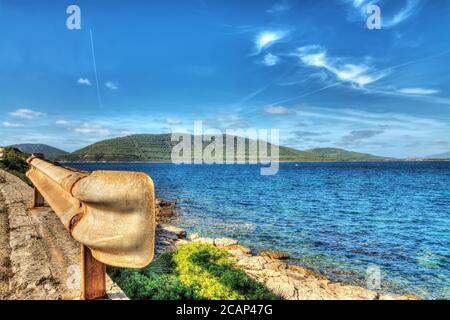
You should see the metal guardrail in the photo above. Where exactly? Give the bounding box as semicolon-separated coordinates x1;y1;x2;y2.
26;155;156;299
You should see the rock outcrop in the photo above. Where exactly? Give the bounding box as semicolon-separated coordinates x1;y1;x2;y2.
153;232;419;300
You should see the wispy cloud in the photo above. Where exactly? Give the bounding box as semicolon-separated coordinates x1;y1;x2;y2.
341;129;384;143
10;108;46;119
77;78;91;86
267;1;291;14
254;30;287;54
383;0;422;28
397;88;439;95
263;105;295;115
55;119;70;125
262;53;280;66
73;122;111;136
2;121;23;128
105;81;119;90
296;45;386;87
166;117;182;125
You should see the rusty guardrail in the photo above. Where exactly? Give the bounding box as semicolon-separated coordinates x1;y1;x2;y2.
26;155;155;299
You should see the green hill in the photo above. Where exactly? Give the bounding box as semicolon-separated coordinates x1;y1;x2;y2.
300;148;390;162
58;134;389;162
9;143;68;161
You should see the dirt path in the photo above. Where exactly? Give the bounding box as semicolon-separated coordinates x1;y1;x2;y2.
0;169;125;300
0;185;12;299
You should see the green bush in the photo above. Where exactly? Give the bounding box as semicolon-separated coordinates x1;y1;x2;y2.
109;243;279;300
0;148;31;185
173;243;277;300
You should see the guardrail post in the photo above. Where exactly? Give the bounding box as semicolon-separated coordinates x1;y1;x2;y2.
30;153;46;208
81;245;107;300
32;187;45;207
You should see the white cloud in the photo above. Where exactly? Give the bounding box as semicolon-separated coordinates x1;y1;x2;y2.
264;106;294;115
77;78;91;86
56;119;70;125
2;121;23;128
105;81;119;90
73;123;111;136
297;45;386;87
10;108;46;119
262;53;280;66
383;0;422;28
166;117;182;125
267;1;291;14
255;31;287;54
397;88;439;95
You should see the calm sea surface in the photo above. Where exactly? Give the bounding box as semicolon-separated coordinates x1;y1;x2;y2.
68;162;450;299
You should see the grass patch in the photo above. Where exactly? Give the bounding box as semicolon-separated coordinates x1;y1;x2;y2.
109;242;279;300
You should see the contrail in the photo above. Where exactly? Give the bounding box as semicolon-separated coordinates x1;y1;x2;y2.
90;29;103;109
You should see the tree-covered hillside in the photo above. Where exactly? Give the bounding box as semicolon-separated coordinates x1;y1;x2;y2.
58;134;389;162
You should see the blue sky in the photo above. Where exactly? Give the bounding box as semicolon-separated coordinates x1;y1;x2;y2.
0;0;449;157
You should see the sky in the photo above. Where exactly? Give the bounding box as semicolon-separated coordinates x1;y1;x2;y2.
0;0;449;157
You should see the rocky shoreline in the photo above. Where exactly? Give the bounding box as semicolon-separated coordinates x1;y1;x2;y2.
156;222;419;300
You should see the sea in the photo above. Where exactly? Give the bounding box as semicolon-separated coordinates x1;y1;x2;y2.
68;161;450;299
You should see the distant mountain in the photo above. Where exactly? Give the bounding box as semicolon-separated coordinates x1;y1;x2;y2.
426;151;450;159
302;148;390;162
9;144;68;161
57;134;389;162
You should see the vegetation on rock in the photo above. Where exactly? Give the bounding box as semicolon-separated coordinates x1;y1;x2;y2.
108;242;279;300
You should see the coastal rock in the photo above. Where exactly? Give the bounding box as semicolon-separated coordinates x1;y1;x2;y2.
236;256;272;271
227;249;248;261
325;283;378;300
214;237;238;247
264;261;288;272
224;244;252;254
287;265;328;281
174;239;190;247
158;225;186;239
260;250;290;260
265;275;298;300
379;294;421;300
192;237;215;245
188;233;200;240
155;200;176;223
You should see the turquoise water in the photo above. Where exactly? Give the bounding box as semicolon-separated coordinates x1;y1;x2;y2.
69;162;450;299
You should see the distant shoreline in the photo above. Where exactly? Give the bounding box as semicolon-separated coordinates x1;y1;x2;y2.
59;159;450;164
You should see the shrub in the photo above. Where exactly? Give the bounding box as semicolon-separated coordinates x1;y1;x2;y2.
109;243;279;300
0;148;31;185
173;243;277;300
